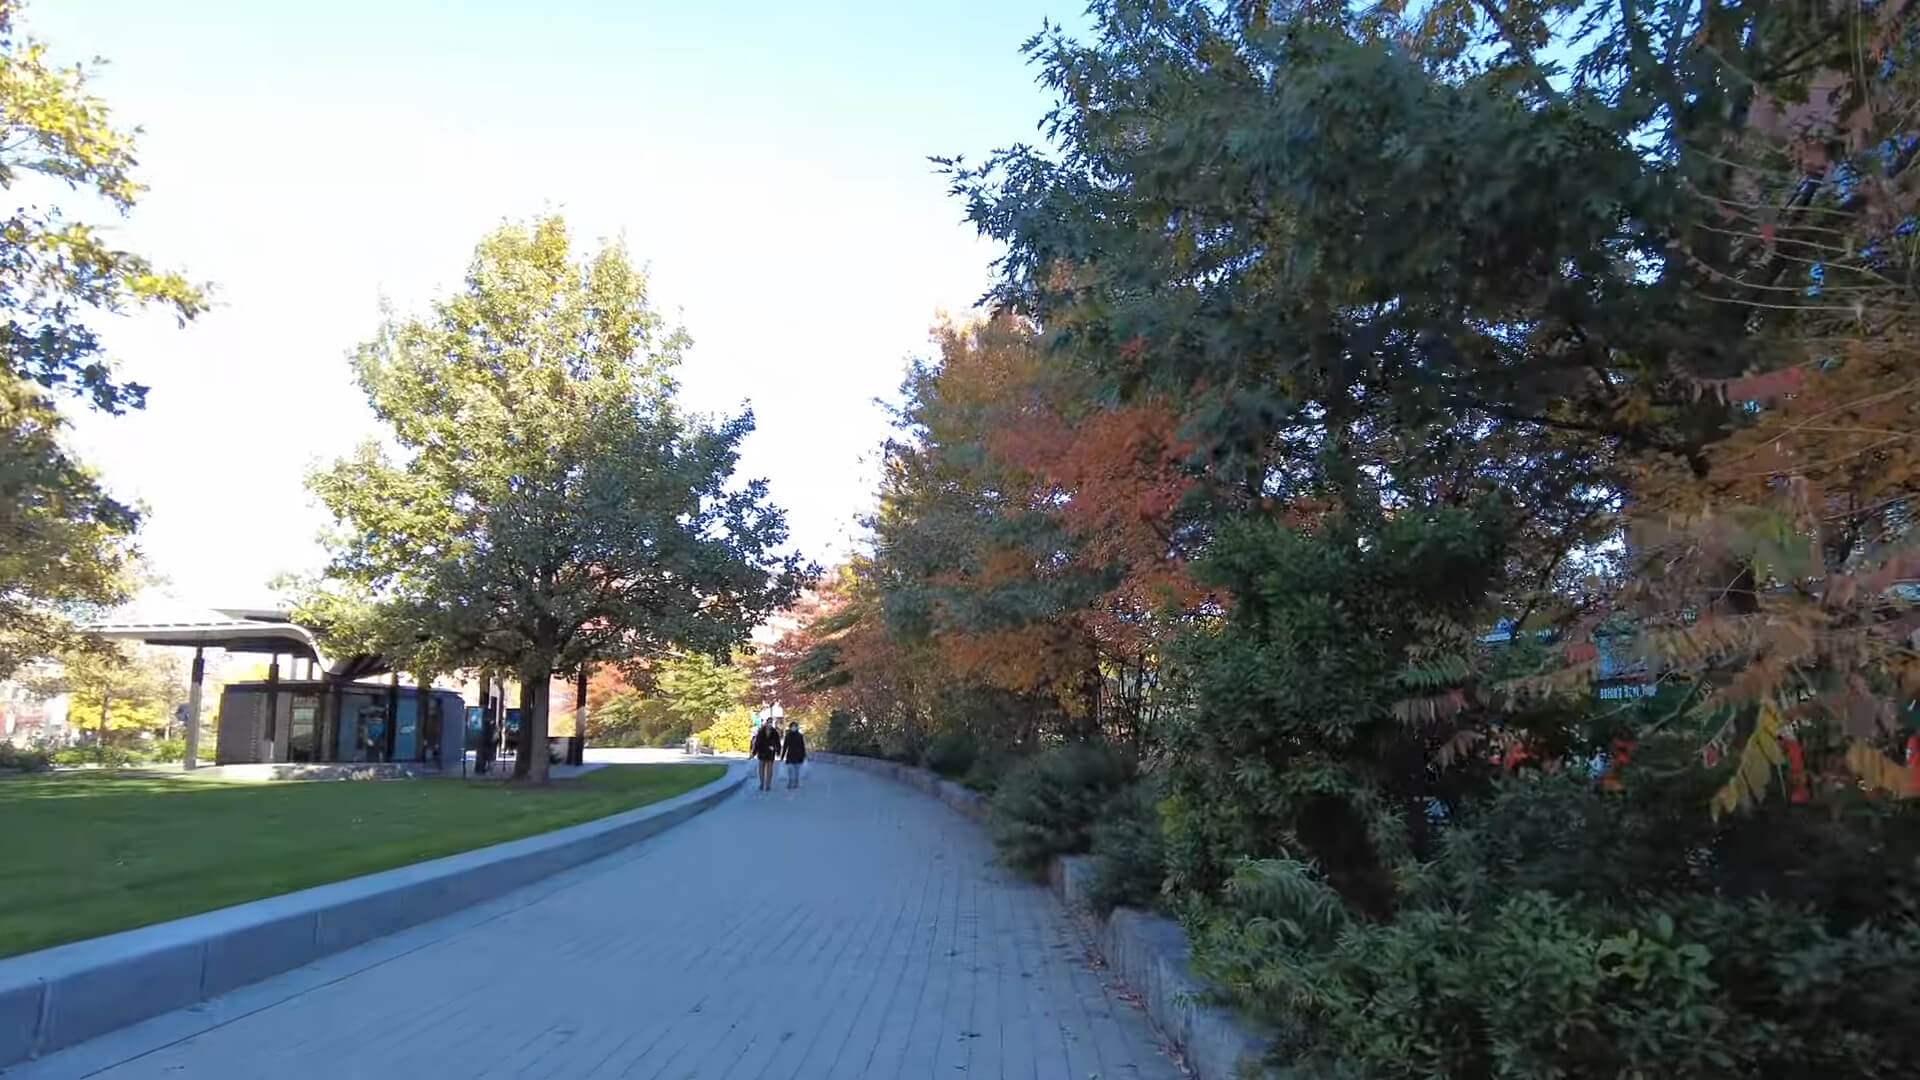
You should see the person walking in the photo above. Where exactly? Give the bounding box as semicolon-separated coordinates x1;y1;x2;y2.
751;718;781;792
781;720;808;789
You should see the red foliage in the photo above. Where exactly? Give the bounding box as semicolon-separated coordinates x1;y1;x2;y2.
1784;736;1811;804
768;315;1207;735
585;665;638;710
988;394;1205;658
750;577;852;711
1601;738;1637;791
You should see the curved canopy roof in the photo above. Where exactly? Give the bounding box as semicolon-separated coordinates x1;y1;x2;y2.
85;606;392;681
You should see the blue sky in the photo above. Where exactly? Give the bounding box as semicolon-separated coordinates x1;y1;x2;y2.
34;0;1083;608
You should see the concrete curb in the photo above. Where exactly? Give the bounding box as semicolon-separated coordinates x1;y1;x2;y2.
815;752;1270;1079
0;760;749;1070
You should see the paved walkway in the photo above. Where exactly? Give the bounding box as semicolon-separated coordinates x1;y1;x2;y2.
20;764;1182;1080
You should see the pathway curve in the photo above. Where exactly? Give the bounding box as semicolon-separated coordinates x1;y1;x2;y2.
22;764;1183;1080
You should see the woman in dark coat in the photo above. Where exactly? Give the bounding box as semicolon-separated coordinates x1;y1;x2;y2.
751;719;781;791
781;721;807;789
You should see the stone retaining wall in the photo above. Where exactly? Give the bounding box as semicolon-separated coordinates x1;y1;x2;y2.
1052;855;1272;1080
814;751;1270;1079
0;761;750;1070
811;750;989;821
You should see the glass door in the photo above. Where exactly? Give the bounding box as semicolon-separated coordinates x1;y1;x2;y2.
353;701;390;762
288;696;319;762
393;696;419;761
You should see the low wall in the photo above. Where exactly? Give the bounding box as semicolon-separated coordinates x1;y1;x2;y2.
0;761;749;1070
181;761;441;782
1051;855;1272;1080
811;751;989;822
816;752;1269;1079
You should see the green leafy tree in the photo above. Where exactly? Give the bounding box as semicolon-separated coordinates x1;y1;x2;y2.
937;0;1879;617
0;0;205;674
582;691;653;747
298;216;808;782
0;382;135;676
0;0;205;410
586;653;752;747
1161;505;1512;912
647;652;751;744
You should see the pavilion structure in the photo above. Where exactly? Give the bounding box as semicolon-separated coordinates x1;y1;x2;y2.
85;606;395;770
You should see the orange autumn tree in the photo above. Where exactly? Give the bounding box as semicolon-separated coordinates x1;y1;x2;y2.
756;561;953;756
749;583;843;717
860;314;1204;750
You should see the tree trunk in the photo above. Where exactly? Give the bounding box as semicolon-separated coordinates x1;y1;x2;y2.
98;694;110;764
513;679;535;779
1080;664;1103;740
526;665;553;784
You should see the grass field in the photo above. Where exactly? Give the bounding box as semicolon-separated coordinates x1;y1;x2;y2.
0;763;725;958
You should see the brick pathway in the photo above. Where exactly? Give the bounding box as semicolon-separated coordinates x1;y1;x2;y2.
25;764;1183;1080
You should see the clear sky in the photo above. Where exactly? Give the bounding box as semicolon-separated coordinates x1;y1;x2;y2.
32;0;1081;610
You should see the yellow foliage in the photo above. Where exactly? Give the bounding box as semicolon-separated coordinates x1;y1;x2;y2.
65;695;169;733
1501;659;1598;701
695;707;754;754
1711;700;1785;820
1639;615;1774;673
1391;689;1469;726
1842;742;1916;800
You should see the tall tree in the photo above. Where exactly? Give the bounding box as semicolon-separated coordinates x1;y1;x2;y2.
937;0;1835;605
0;0;204;673
774;315;1206;756
872;315;1201;744
298;216;808;782
938;0;1918;802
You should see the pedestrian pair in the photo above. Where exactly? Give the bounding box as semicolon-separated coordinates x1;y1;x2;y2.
751;719;807;791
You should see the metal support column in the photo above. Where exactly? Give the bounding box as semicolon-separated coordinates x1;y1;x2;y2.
415;672;429;765
570;666;588;766
478;681;488;774
264;656;281;762
385;671;400;762
184;647;205;770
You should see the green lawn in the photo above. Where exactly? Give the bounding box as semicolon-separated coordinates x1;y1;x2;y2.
0;764;725;958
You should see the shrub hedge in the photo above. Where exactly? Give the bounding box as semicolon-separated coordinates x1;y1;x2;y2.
923;731;977;778
1088;779;1167;913
987;742;1134;876
1194;763;1920;1078
0;742;52;772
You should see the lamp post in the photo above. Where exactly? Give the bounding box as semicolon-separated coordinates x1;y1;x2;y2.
570;666;588;767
